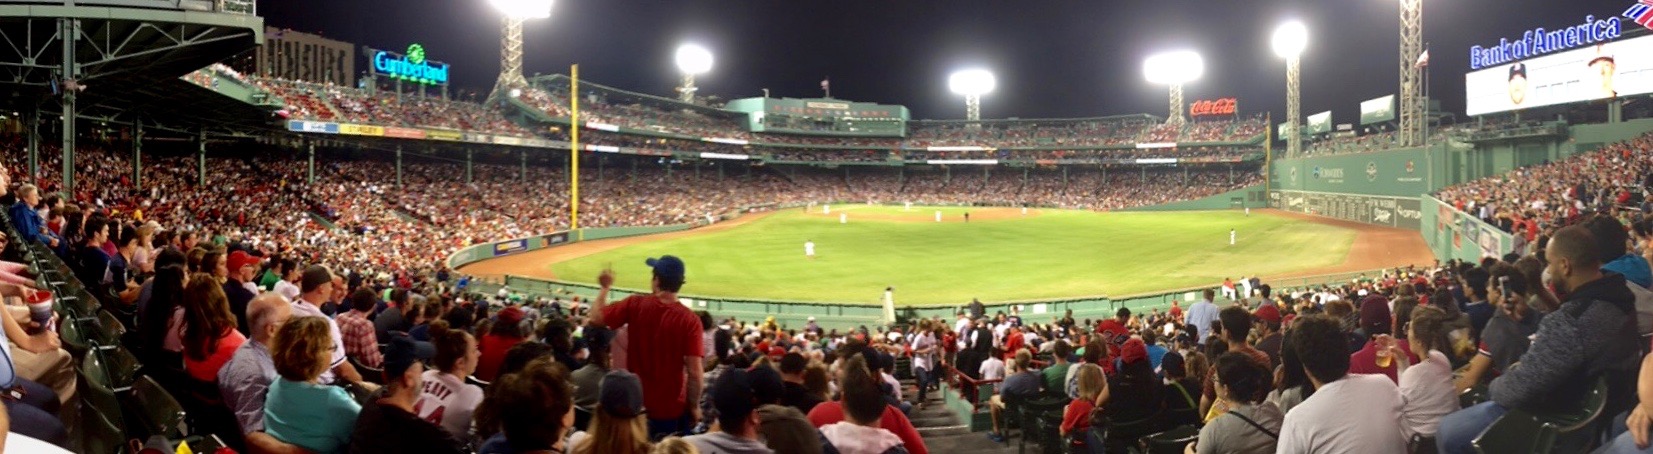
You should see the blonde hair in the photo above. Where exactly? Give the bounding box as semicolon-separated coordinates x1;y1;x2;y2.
573;410;651;454
1076;364;1106;402
271;316;333;382
650;437;698;454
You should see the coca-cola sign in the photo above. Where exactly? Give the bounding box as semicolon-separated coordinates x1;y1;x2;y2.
1189;98;1238;116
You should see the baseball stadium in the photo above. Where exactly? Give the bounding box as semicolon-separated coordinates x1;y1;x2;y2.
0;0;1651;453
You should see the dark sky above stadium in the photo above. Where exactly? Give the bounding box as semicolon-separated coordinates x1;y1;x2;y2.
264;0;1629;122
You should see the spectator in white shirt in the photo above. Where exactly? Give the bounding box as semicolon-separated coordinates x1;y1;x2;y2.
1387;306;1458;439
1277;316;1408;454
979;347;1006;381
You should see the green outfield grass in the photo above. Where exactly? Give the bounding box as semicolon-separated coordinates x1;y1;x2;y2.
548;206;1355;306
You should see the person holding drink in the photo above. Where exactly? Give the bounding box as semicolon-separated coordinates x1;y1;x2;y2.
1348;294;1419;383
1375;305;1459;440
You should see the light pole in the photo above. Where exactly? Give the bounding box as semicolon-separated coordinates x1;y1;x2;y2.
487;0;553;103
1273;21;1308;157
1143;51;1204;125
948;69;996;124
1398;0;1425;146
675;44;713;103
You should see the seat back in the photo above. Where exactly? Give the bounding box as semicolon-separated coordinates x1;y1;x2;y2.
102;345;143;391
130;376;188;439
97;309;127;340
79;404;129;454
77;356;125;429
1473;410;1557;454
58;316;91;358
349;356;384;385
1138;425;1199;454
1536;377;1609;433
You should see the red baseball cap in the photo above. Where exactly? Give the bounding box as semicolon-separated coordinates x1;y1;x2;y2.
1253;305;1282;324
227;251;261;273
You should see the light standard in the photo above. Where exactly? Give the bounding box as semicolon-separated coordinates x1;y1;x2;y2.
1398;0;1424;146
675;44;713;103
948;69;996;124
487;0;553;102
1143;51;1204;125
1272;21;1308;157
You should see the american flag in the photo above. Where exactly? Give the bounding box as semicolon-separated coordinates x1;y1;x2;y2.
821;78;829;90
1414;49;1429;68
1626;0;1653;30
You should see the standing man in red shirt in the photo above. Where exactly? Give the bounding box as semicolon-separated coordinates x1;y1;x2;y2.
592;255;706;439
1002;325;1025;359
1097;307;1132;346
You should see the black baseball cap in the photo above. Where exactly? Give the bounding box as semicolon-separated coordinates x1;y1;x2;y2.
1509;63;1527;80
712;369;758;422
382;334;435;379
599;370;645;418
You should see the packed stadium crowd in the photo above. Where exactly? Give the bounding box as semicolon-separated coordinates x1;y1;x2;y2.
0;128;1649;454
1435;132;1653;254
252;76;532;136
11;189;1652;454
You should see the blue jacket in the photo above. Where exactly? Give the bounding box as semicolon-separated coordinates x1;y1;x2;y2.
6;202;44;245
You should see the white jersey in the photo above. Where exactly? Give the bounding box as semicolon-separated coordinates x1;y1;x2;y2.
415;370;486;439
805;241;816;256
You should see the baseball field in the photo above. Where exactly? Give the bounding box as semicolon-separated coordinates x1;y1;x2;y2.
460;206;1434;306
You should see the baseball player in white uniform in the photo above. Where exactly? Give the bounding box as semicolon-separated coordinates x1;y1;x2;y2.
805;240;816;259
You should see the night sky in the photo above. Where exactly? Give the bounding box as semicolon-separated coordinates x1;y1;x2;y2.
261;0;1630;123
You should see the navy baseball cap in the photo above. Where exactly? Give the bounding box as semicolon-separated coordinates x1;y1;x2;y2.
1509;63;1527;80
382;333;435;379
646;255;686;281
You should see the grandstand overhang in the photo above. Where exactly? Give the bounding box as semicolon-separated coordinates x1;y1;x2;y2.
0;4;261;98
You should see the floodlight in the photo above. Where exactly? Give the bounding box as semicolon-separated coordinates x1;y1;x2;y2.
1143;51;1204;85
948;69;996;96
676;44;714;76
1272;21;1308;59
489;0;553;19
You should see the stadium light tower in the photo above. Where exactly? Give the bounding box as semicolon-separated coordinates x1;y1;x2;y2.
948;69;996;123
488;0;553;103
1272;21;1308;157
1398;0;1425;146
675;44;714;102
1143;51;1204;125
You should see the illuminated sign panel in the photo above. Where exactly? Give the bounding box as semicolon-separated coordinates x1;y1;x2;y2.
372;44;449;85
1469;16;1622;70
1466;33;1653;116
1189;98;1238;116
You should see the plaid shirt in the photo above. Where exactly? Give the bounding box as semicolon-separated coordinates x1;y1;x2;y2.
336;310;382;368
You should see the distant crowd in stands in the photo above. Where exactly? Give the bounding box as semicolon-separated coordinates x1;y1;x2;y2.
1436;132;1653;256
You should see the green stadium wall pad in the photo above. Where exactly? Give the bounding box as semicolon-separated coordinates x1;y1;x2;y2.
1419;195;1516;263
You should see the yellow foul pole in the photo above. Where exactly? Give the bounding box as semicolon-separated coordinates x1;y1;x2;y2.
571;64;581;232
1264;111;1273;193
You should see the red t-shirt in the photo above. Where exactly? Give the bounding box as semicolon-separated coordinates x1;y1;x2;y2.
1061;398;1096;436
1097;319;1130;345
1003;332;1025;359
1169;306;1183;321
807;401;929;454
474;334;524;382
603;294;705;419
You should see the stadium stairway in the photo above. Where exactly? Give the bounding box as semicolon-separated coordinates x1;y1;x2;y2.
906;380;1018;454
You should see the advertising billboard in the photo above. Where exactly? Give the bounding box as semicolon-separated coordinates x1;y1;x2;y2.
1466;33;1653;116
1360;95;1396;125
1306;111;1332;135
1189;98;1238;117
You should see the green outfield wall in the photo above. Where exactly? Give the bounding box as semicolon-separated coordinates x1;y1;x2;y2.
1270;145;1447;197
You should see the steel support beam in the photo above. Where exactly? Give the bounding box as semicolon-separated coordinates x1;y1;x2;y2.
132;117;142;190
1398;0;1425;146
60;18;79;197
395;145;403;186
196;130;206;186
306;141;315;185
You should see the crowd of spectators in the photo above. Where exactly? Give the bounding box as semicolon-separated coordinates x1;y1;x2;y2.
1435;132;1653;255
6;129;1653;454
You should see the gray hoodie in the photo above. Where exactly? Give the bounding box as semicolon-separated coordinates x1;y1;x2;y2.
684;431;774;454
